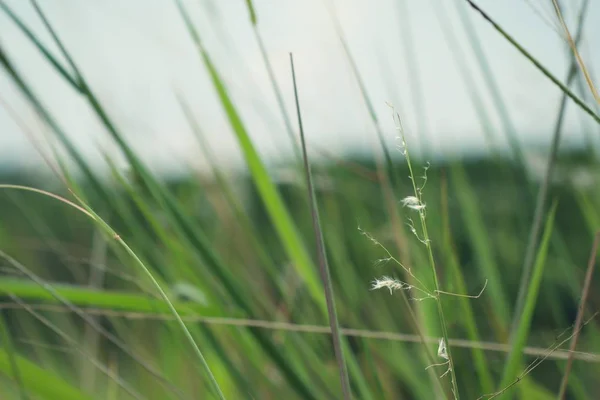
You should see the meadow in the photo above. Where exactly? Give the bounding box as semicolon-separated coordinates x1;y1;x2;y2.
0;0;599;399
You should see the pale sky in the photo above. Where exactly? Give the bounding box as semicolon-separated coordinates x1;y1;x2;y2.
0;0;599;176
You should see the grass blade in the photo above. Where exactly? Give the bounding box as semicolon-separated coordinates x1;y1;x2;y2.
0;0;82;92
290;53;352;400
557;231;600;399
500;201;559;392
550;0;599;103
464;0;600;124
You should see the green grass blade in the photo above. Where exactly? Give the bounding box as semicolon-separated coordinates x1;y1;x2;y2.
464;0;600;124
0;1;81;92
0;279;218;317
291;53;352;399
499;201;559;392
440;172;494;393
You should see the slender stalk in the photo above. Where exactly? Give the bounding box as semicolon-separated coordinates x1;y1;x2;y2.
396;116;460;399
290;53;353;400
465;0;600;125
557;232;600;399
551;0;600;104
1;302;599;362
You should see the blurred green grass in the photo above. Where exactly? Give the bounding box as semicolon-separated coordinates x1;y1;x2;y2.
0;150;598;399
0;0;599;399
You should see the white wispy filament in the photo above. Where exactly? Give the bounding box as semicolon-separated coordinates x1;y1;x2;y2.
401;196;426;211
371;276;411;295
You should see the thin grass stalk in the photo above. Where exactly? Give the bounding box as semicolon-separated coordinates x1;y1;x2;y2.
1;303;599;363
0;0;81;91
395;115;460;399
550;0;600;104
508;0;590;358
557;232;600;399
290;53;352;400
479;313;598;400
464;0;600;125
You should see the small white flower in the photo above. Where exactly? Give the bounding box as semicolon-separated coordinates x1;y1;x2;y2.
401;196;426;211
371;276;409;295
437;338;449;360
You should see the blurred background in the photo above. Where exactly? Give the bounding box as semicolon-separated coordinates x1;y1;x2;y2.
0;0;599;399
2;0;599;173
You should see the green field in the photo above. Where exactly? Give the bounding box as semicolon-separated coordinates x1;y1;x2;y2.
0;1;599;399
